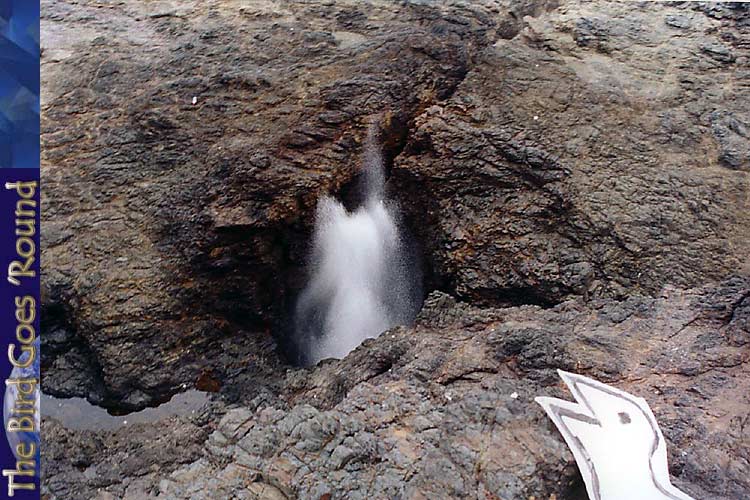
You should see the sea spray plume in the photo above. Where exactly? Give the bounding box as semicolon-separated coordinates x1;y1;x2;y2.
294;122;421;365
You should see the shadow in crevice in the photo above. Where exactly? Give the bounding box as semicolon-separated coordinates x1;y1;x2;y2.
278;114;424;367
40;300;109;406
562;471;588;500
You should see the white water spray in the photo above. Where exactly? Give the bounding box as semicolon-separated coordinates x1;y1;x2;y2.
294;124;421;365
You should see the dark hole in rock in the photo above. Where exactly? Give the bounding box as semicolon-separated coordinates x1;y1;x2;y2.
41;106;568;411
266;110;561;367
274;113;426;367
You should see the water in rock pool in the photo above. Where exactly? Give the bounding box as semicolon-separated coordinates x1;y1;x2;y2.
42;390;211;431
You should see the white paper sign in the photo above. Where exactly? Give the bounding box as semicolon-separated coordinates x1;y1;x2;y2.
535;370;694;500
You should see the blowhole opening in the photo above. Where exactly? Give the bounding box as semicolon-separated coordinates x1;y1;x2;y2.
276;115;424;367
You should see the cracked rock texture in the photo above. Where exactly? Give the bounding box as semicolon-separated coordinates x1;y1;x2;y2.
42;0;750;499
44;277;750;499
42;0;749;408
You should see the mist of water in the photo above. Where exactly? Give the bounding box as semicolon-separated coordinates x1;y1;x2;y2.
294;125;421;365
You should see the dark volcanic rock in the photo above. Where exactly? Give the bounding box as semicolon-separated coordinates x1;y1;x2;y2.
392;1;750;305
41;0;504;409
42;0;750;412
43;408;215;499
41;0;750;498
43;277;750;499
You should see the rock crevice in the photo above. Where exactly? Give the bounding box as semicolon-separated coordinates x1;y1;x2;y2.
41;1;750;497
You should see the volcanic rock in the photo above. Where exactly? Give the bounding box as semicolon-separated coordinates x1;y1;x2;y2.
41;0;750;498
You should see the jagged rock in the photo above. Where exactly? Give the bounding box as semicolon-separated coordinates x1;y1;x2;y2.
42;0;750;498
392;1;750;306
43;277;750;499
42;0;507;409
42;0;749;410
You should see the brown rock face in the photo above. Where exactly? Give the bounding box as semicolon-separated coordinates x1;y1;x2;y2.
43;278;750;499
42;0;749;411
393;3;750;306
42;0;501;408
42;0;750;498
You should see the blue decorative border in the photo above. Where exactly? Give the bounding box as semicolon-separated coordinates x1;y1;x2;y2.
0;0;40;169
0;0;40;497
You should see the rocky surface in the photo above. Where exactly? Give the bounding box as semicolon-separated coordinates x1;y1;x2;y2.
41;0;518;409
41;0;750;410
44;277;750;499
393;1;750;305
41;0;750;498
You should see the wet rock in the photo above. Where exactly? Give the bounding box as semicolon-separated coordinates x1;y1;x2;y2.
41;0;750;498
184;277;750;499
42;0;749;410
43;277;750;499
42;0;506;410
